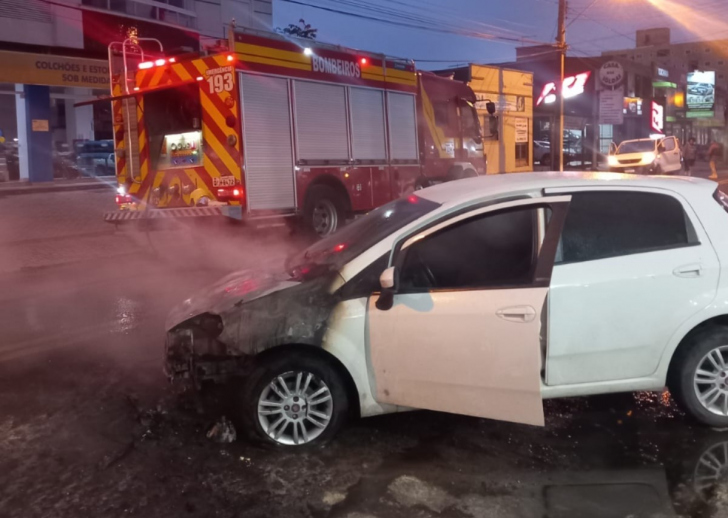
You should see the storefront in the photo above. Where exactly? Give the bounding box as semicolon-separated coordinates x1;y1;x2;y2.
0;50;113;182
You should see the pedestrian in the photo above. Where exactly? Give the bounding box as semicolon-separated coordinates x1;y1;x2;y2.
708;140;721;180
683;137;697;176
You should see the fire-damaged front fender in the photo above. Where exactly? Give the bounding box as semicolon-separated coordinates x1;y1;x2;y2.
165;272;344;382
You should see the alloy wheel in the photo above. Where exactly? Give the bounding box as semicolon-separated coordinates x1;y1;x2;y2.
693;346;728;416
257;371;334;445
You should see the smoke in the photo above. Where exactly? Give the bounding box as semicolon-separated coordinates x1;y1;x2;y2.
0;190;311;368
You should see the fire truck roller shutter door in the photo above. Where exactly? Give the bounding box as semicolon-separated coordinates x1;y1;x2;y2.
239;73;296;211
293;81;349;161
387;92;418;161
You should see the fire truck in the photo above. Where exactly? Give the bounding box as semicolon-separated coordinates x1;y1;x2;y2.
92;29;485;236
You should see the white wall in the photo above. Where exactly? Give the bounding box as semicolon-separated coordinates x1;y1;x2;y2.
0;0;83;48
196;0;272;38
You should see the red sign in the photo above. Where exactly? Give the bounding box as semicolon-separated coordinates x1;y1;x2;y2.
536;72;592;106
651;101;664;134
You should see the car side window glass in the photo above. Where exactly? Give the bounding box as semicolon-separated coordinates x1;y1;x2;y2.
663;138;676;151
558;192;696;264
400;208;539;291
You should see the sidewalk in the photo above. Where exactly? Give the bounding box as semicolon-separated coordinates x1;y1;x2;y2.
0;177;112;196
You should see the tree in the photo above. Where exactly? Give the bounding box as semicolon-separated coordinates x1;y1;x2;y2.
276;19;318;40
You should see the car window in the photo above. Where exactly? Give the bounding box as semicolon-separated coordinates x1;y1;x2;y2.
558;192;697;264
663;138;676;151
399;207;540;291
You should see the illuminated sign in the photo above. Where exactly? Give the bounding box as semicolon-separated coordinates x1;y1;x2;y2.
651;101;664;134
687;70;715;112
656;67;669;78
159;131;203;169
623;97;643;115
536;71;591;106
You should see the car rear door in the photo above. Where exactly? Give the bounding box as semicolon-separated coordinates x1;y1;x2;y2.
545;188;720;386
367;197;570;426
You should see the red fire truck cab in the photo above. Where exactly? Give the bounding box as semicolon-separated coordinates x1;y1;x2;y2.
100;29;485;235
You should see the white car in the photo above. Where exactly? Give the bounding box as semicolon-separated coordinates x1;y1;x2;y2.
166;172;728;446
608;137;682;175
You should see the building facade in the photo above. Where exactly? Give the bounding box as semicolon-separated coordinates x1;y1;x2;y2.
602;28;727;149
437;65;534;174
490;50;683;170
0;0;271;182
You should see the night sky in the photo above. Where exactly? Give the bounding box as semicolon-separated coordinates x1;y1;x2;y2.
272;0;728;69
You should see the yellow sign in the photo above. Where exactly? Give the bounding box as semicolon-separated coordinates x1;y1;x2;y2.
32;120;49;132
0;50;109;89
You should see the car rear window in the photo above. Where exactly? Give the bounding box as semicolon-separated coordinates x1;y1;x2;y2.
557;191;697;264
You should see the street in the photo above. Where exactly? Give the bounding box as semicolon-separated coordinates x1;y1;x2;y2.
1;187;728;518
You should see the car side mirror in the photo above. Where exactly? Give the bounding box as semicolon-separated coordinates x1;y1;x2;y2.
375;266;397;311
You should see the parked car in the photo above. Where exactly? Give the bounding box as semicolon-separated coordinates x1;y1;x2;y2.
76;140;115;177
533;140;551;165
608;137;682;174
166;173;728;446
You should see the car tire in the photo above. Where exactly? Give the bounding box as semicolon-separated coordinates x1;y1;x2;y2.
671;326;728;427
234;352;350;448
303;185;346;238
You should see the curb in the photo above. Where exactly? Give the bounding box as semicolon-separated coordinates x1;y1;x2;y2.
0;182;110;196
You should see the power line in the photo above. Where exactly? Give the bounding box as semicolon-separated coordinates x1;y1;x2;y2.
280;0;550;46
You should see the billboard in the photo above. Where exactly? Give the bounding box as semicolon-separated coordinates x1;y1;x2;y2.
687;71;715;111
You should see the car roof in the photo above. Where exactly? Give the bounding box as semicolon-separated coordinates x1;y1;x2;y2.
416;171;717;206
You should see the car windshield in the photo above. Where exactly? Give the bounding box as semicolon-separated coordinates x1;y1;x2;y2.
616;140;656;154
286;194;441;273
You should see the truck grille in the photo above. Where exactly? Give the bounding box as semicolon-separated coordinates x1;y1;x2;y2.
618;159;641;165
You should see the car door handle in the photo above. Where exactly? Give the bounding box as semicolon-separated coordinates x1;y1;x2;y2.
496;305;537;323
674;263;703;278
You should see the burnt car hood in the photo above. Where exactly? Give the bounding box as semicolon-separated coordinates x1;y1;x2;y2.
165;269;298;331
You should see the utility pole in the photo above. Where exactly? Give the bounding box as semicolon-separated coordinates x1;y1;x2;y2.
556;0;567;172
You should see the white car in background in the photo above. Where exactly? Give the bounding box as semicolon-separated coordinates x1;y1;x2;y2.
166;173;728;446
608;137;682;175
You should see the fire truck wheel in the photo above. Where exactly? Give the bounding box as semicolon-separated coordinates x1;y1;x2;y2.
304;185;347;238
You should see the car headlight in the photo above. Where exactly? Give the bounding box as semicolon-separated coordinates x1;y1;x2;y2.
643;152;656;164
608;156;619;166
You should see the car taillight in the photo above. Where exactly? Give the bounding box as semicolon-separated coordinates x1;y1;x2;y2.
217;187;245;201
115;194;132;204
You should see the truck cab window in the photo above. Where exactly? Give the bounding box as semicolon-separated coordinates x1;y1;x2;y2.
460;101;482;140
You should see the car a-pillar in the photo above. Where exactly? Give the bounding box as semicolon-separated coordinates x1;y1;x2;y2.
302;176;351;237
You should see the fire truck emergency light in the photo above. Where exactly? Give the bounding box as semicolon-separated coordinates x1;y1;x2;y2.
138;61;154;69
360;58;368;65
303;48;313;56
155;59;166;66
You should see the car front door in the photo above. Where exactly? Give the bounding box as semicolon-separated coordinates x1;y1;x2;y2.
545;189;720;386
367;197;570;426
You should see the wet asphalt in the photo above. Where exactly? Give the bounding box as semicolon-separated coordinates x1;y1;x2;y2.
1;208;728;517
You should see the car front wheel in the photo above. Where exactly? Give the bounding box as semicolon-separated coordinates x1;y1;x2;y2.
237;353;349;447
673;327;728;427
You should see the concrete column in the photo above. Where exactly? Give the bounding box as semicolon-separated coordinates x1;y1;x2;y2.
14;84;29;181
65;87;94;145
24;85;53;182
